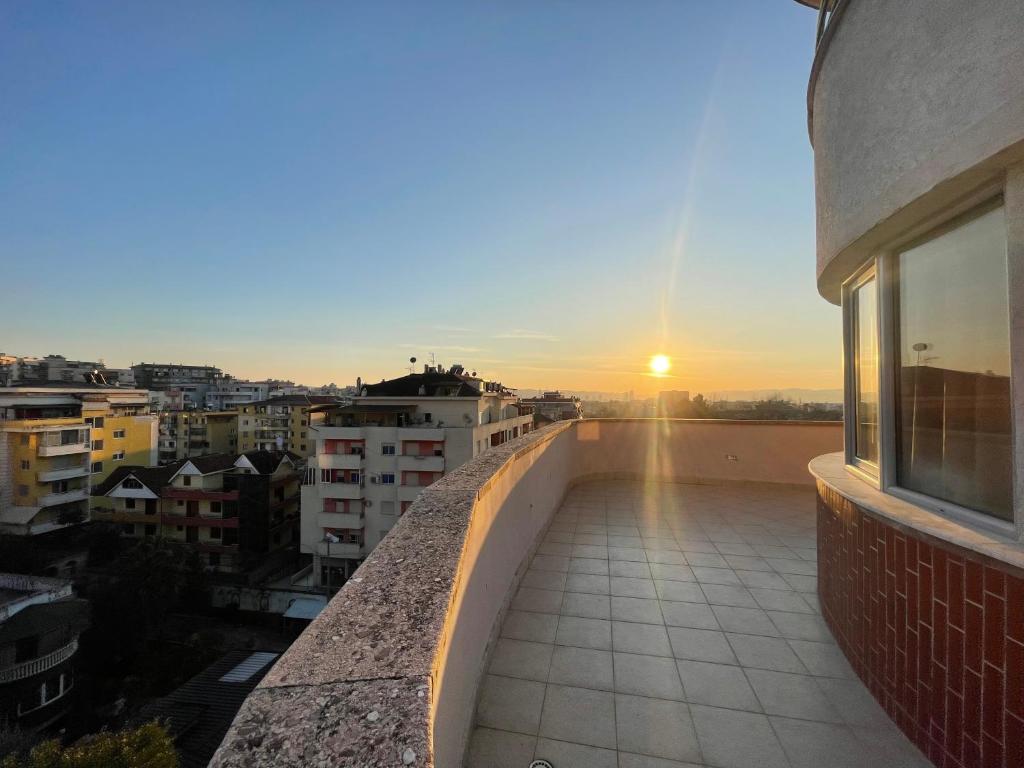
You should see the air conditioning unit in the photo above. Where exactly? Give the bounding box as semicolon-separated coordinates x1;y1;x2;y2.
370;475;379;484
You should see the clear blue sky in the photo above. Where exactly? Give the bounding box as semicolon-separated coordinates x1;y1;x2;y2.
0;0;838;396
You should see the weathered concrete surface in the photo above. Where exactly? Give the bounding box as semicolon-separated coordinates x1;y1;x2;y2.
810;0;1024;301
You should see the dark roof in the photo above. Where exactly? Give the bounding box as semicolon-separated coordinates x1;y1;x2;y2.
246;395;340;407
361;372;481;398
92;461;185;496
138;650;279;768
0;598;90;644
332;403;416;414
238;450;300;475
186;453;239;474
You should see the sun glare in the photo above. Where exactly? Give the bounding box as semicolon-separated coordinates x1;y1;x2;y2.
649;354;671;376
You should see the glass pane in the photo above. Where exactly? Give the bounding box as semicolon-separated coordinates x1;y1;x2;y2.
853;277;879;464
896;205;1011;520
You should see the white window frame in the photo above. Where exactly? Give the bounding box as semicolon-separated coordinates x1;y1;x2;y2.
842;192;1018;537
380;473;396;485
381;443;396;456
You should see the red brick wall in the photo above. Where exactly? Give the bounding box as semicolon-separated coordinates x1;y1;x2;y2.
817;481;1023;768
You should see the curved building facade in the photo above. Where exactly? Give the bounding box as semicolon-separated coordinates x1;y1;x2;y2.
798;2;1024;766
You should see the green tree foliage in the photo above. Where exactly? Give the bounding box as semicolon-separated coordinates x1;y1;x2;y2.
0;722;177;768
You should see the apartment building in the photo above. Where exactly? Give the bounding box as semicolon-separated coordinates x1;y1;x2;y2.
158;410;238;464
0;354;134;387
0;385;157;536
203;379;276;411
300;367;534;587
236;396;336;458
131;362;223;411
521;390;583;423
0;574;89;733
92;450;301;575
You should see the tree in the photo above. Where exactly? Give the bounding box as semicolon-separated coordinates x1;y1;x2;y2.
1;721;177;768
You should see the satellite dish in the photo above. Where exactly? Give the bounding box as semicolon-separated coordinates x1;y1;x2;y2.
471;371;477;377
410;357;417;364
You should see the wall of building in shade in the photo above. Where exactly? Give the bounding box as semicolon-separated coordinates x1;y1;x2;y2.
816;482;1023;768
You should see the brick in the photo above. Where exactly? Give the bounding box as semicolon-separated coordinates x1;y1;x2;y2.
1007;639;1023;721
948;626;965;695
965;600;984;675
920;565;934;627
966;560;984;605
949;559;965;631
964;670;983;743
1007;576;1024;645
935;550;949;603
962;736;981;768
946;688;964;764
982;662;1005;741
984;591;1006;669
984;566;1006;599
981;732;1003;768
1006;713;1024;768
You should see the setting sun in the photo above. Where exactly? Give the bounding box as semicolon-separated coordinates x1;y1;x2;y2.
649;354;671;376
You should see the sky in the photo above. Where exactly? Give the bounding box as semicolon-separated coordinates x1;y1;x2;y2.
0;1;840;397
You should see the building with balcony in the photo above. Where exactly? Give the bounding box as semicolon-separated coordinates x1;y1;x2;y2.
204;378;275;411
0;354;135;387
236;395;337;457
522;390;583;423
132;362;225;411
299;368;535;588
0;573;88;732
158;410;238;464
0;385;157;535
92;450;301;575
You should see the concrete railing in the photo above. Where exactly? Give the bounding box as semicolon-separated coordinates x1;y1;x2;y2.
210;419;841;768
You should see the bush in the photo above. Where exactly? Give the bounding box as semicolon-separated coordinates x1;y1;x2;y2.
1;722;177;768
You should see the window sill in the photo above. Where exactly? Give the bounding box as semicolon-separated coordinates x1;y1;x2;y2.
810;452;1024;570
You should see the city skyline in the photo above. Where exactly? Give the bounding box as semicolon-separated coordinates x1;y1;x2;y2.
1;1;836;396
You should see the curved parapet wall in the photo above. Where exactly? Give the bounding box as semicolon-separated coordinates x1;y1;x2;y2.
809;0;1024;302
812;453;1024;768
210;419;841;767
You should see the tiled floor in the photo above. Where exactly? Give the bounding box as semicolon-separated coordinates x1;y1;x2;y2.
467;480;932;768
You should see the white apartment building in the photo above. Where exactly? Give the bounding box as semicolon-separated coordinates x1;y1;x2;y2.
203;379;273;411
300;367;533;587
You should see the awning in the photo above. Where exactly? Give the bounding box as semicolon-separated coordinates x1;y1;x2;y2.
282;597;326;620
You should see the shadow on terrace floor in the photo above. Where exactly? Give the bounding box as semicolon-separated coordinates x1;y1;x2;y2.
468;480;931;768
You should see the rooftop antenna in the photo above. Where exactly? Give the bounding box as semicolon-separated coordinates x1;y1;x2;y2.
408;356;417;374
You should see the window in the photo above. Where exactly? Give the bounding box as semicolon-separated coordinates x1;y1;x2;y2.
183;475;191;486
145;524;156;536
113;450;125;461
382;443;396;456
20;460;30;470
91;461;103;474
381;500;395;516
424;412;432;423
122;477;142;489
125;498;136;509
894;204;1011;520
91;439;104;450
113;429;125;439
209;553;221;567
351;472;360;484
211;501;221;514
93;417;104;428
848;271;879;469
210;526;222;539
381;473;395;485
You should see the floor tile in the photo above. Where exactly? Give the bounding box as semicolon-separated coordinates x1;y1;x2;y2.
787;639;855;678
700;584;757;608
610;576;658;598
713;542;759;557
613;621;673;656
610;560;652;578
561;592;611;620
532;554;570;572
574;533;608;546
572;544;609;559
710;605;780;636
667;627;737;665
660;601;719;630
767;557;818;576
745;669;843;722
538;541;574;556
609;546;649;562
726;633;807;673
488;638;553;681
521;568;567;591
723;554;773;572
566;573;611;595
781;573;818;593
676;659;761;711
691;566;742;586
735;570;793;590
611;596;664;625
655;580;706;603
769;716;870;768
512;587;563;614
684;552;729;568
555;616;612;650
767;610;832;641
549;645;614;690
748;588;813;614
613;652;686;700
647;550;688;565
569;557;610;575
815;677;892;727
689;704;789;768
466;727;537;768
501;610;558;643
539;684;616;749
649;563;697;582
615;694;702;763
534;737;618;768
617;753;705;768
476;674;546;734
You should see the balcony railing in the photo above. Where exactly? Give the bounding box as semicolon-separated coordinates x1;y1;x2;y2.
211;419;843;767
37;463;91;483
0;638;78;684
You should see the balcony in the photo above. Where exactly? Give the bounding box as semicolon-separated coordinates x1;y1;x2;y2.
317;512;364;530
37;488;90;507
0;638;78;684
316;426;364;440
311;539;362;559
212;419;945;768
37;463;91;482
320;482;363;500
319;452;365;470
397;427;444;441
397;454;444;473
37;438;89;457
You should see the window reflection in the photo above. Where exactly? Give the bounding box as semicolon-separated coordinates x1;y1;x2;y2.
853;277;878;465
896;205;1011;520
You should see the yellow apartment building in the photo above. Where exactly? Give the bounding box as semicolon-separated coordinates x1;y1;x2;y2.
157;410;238;464
235;395;335;458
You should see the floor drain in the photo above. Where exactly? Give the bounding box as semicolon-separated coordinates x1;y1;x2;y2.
530;762;553;768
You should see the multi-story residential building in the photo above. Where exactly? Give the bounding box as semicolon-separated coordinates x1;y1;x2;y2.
521;390;583;423
203;379;276;411
131;363;224;411
0;385;157;536
0;354;135;387
92;450;301;575
300;367;534;587
236;396;336;458
0;573;89;732
157;410;238;464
